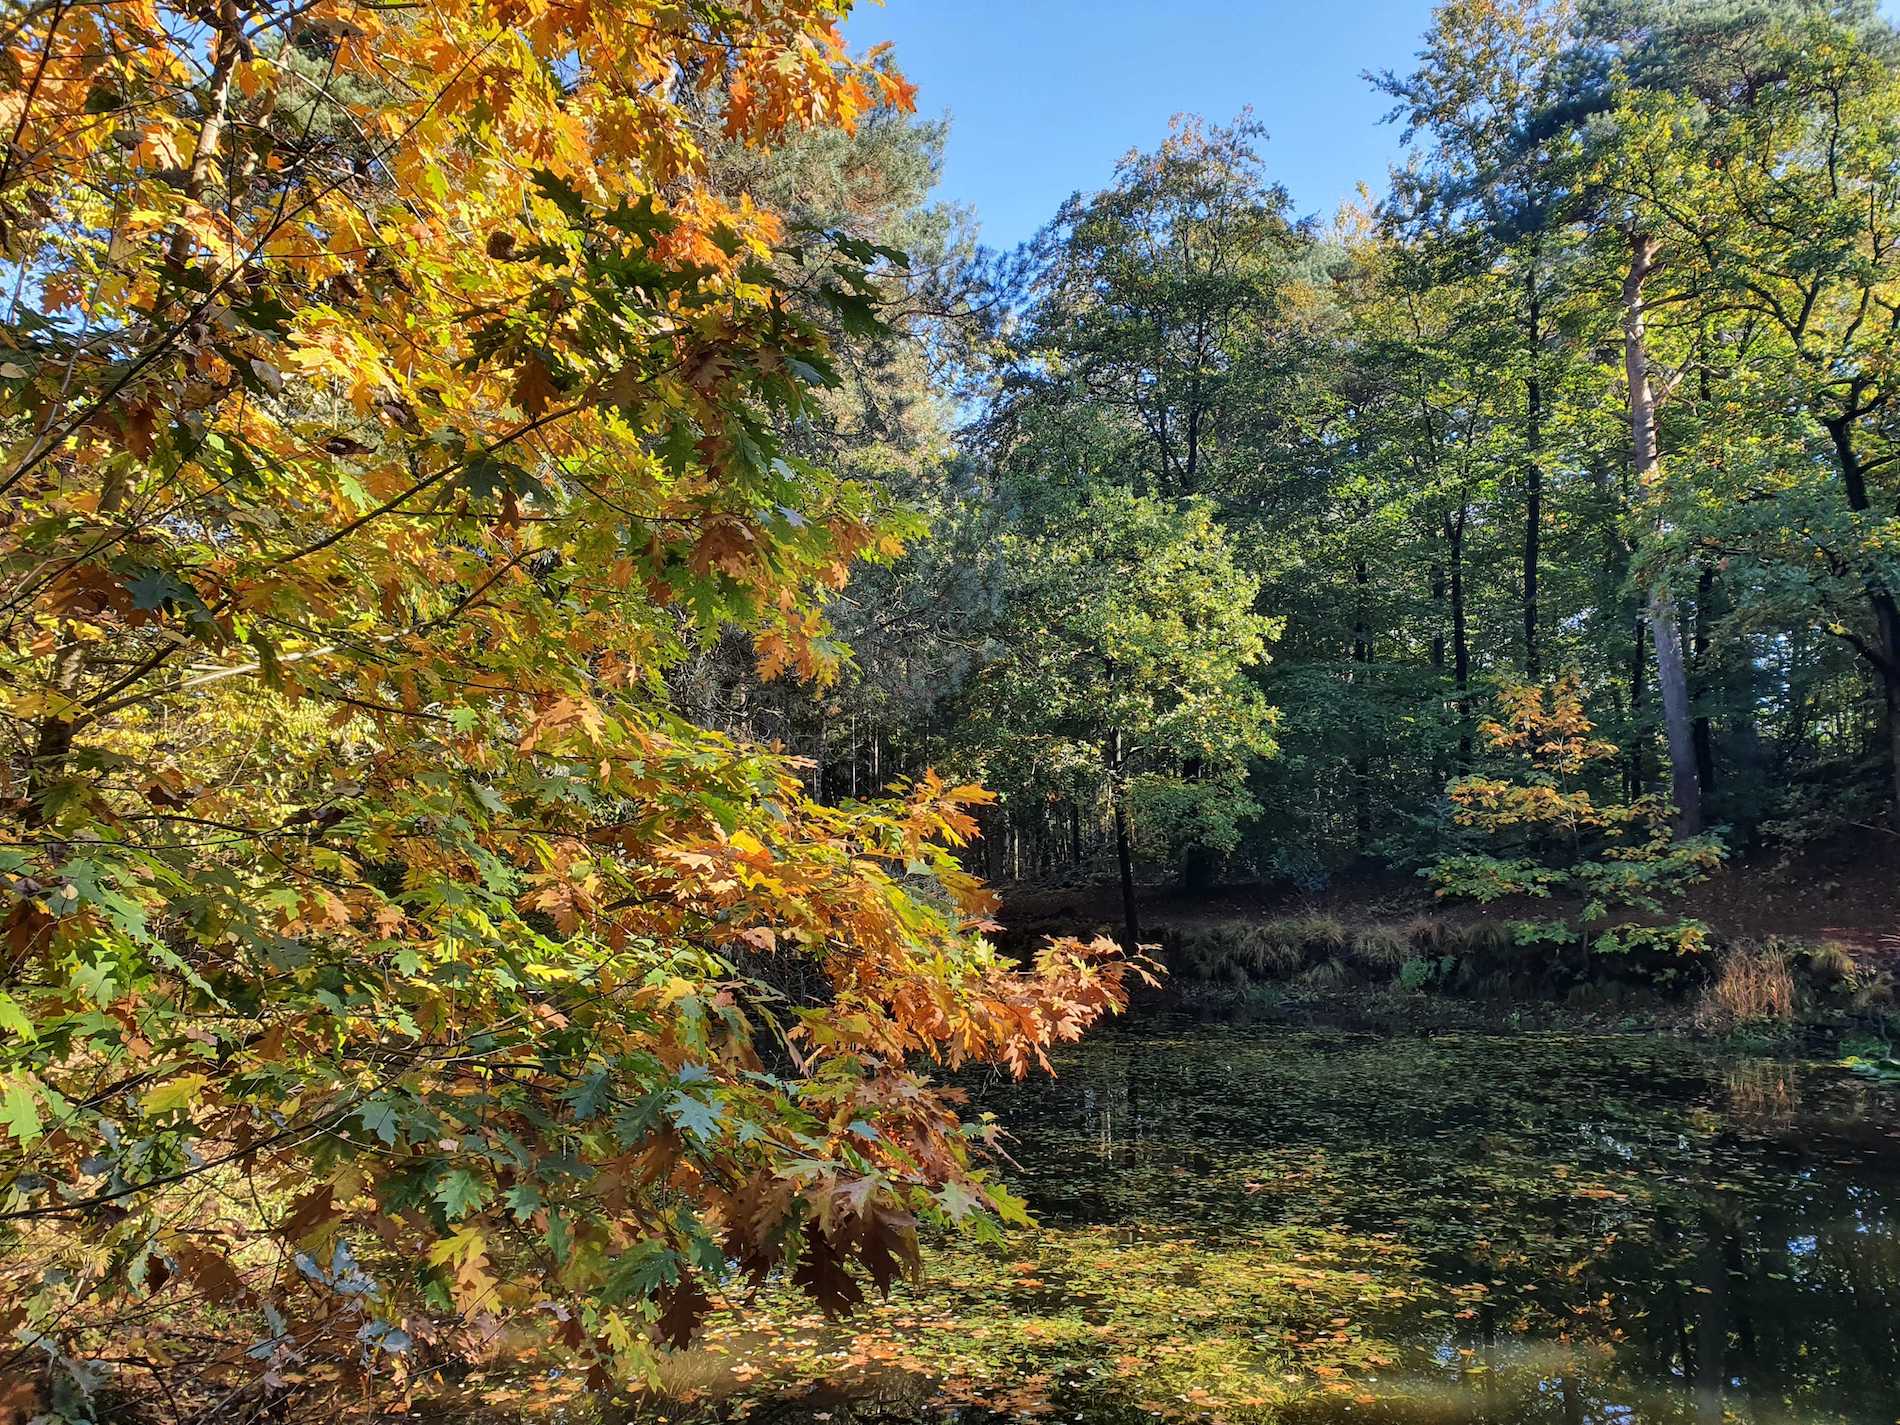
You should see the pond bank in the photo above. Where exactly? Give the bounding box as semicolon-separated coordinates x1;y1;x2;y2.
1148;919;1893;1040
993;845;1899;1036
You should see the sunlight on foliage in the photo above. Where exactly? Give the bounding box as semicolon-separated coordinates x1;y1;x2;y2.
1431;677;1725;959
0;1;1148;1411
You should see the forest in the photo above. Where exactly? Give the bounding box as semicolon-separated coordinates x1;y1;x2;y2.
1;0;1899;1422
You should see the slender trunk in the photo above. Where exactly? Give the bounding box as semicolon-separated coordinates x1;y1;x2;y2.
1623;231;1703;838
24;639;82;826
27;4;242;824
1428;553;1446;785
1184;401;1201;493
1070;800;1083;869
815;710;827;802
1429;556;1446;671
1889;682;1900;826
1445;507;1472;767
1353;557;1373;853
1110;729;1140;952
1692;566;1717;797
1524;270;1543;680
1628;615;1648;801
168;0;242;269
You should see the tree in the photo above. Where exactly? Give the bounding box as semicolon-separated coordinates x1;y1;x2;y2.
1597;7;1900;816
1377;0;1587;683
996;114;1304;501
965;492;1281;949
0;0;1146;1405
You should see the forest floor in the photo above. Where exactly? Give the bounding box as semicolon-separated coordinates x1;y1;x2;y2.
997;830;1900;953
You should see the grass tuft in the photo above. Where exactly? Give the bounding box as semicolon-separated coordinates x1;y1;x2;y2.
1802;939;1860;989
1696;941;1796;1029
1350;924;1411;971
1297;957;1357;992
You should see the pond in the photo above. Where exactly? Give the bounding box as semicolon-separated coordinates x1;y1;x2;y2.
499;1018;1900;1425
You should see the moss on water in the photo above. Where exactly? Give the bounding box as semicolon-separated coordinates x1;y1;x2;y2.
437;1021;1900;1425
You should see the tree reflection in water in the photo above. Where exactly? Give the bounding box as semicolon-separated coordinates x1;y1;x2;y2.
587;1023;1900;1425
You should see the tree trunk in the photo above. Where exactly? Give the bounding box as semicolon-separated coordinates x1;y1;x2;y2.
1628;614;1648;801
27;4;242;824
1353;556;1373;852
167;0;243;269
1524;269;1543;680
1445;507;1472;766
1649;588;1702;836
1623;231;1703;838
815;710;827;803
1888;680;1900;826
1110;730;1141;952
25;638;82;826
1692;566;1717;798
1429;552;1446;671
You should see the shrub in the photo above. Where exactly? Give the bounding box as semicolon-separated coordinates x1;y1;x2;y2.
1801;939;1861;990
1298;914;1351;954
1173;925;1245;980
1428;676;1725;961
1448;919;1516;958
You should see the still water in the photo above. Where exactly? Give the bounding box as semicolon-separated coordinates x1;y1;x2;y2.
632;1020;1900;1425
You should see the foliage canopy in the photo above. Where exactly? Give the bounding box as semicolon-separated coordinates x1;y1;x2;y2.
0;0;1146;1405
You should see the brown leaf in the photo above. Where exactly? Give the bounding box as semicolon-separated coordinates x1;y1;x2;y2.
513;353;559;417
276;1184;338;1241
118;402;159;457
174;1243;250;1304
656;1269;710;1348
791;1230;863;1318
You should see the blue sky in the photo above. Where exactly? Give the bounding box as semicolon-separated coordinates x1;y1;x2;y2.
847;1;1900;253
843;1;1445;251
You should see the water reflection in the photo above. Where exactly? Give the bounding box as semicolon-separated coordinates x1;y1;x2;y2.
517;1023;1900;1425
964;1022;1900;1424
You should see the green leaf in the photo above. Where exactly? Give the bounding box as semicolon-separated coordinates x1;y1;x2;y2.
504;1183;544;1221
602;1238;678;1304
532;169;588;223
0;992;36;1042
358;1098;402;1146
666;1091;724;1143
934;1180;982;1222
1;1075;42;1144
122;566;201;614
434;1168;488;1221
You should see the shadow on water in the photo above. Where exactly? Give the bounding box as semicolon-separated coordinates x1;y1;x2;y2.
499;1019;1900;1425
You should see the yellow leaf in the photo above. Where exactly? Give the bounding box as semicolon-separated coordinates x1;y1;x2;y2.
142;1073;208;1116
